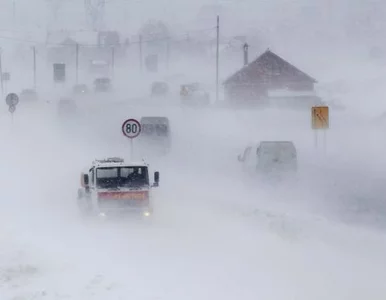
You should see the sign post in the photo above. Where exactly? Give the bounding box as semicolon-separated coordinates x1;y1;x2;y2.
311;106;329;152
5;92;19;123
2;72;10;94
122;118;141;159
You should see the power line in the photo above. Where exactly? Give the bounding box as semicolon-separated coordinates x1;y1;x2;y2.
0;27;217;47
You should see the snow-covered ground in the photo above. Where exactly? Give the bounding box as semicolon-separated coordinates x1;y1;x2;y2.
1;92;386;299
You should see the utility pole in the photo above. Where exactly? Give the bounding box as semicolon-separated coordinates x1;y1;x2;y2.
75;43;79;84
166;38;170;69
243;43;249;66
216;15;220;103
33;46;36;89
12;0;16;23
139;35;143;71
111;47;115;78
0;49;3;96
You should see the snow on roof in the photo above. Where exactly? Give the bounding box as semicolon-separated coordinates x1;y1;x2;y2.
223;49;317;86
91;157;148;168
95;162;148;168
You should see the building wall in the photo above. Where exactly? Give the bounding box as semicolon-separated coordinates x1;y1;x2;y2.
286;81;314;91
263;79;314;91
225;80;316;108
224;83;268;107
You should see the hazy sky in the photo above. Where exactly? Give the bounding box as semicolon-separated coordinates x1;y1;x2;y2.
2;0;384;35
0;0;385;58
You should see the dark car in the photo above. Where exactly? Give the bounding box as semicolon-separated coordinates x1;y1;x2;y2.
20;89;38;102
94;78;112;92
151;81;169;97
72;84;89;95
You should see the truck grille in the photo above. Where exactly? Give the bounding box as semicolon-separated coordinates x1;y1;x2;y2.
97;191;149;208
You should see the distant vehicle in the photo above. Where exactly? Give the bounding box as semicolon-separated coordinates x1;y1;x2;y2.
180;83;210;106
89;60;110;76
20;89;38;102
58;97;77;116
151;81;169;97
94;77;112;93
238;141;297;177
77;157;159;219
72;84;89;95
97;31;120;47
139;116;171;155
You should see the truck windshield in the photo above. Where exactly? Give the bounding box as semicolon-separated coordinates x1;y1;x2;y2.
96;166;149;188
258;143;297;164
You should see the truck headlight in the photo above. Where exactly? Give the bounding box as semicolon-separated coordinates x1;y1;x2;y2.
143;211;151;217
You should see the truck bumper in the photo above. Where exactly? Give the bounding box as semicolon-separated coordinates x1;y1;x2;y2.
96;206;152;220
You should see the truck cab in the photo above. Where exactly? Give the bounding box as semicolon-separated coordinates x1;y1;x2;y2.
77;157;160;218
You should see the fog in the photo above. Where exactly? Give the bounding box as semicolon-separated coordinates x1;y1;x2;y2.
1;1;386;299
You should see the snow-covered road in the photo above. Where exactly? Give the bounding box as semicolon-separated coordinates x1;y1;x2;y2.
1;100;386;300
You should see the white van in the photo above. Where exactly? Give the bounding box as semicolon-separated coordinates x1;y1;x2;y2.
138;116;171;155
237;141;297;176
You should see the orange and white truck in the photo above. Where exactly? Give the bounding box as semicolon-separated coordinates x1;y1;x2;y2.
77;157;159;218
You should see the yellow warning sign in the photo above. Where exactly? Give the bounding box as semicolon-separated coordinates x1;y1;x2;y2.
312;106;329;129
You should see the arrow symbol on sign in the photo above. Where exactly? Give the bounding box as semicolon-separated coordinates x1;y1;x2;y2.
316;109;327;125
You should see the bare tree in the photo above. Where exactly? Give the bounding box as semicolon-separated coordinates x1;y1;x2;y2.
46;0;64;20
84;0;105;31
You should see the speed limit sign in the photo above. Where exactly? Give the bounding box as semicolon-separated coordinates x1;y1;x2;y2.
122;118;141;139
5;93;19;106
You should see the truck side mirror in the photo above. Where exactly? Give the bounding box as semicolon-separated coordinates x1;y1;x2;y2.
83;174;89;186
237;154;244;162
153;171;159;187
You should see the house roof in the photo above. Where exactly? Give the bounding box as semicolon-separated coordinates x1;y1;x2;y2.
61;37;77;45
223;49;317;85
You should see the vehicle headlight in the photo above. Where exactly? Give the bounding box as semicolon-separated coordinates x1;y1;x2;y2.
143;211;151;217
99;212;106;218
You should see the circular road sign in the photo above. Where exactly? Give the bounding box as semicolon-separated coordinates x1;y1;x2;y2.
8;105;16;114
5;93;19;106
122;118;141;139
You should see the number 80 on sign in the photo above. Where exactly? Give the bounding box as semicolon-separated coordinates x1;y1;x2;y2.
122;119;141;139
